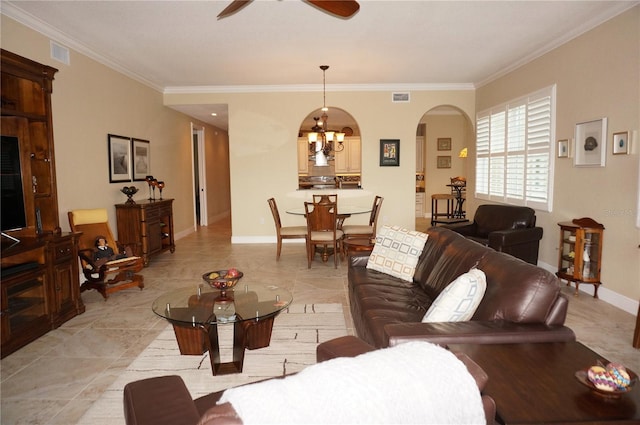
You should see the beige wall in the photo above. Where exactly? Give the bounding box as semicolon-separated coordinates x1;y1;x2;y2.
476;6;640;304
201;125;231;223
4;6;637;308
164;91;476;240
1;15;230;239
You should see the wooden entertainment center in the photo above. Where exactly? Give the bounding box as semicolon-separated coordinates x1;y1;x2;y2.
1;49;85;358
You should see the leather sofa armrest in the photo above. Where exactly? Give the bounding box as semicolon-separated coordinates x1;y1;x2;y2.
349;253;371;268
316;335;376;362
545;293;569;327
124;375;201;425
196;403;242;425
488;226;543;248
384;321;576;347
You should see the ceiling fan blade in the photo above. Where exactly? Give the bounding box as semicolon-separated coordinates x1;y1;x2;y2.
217;0;253;19
306;0;360;18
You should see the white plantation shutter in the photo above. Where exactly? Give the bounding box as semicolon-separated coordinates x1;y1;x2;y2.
489;111;505;197
475;115;490;195
507;103;526;201
475;85;555;211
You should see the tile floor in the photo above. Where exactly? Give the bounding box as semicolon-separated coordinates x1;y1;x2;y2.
1;216;638;425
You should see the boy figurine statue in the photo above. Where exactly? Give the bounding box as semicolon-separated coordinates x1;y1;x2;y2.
93;236;126;268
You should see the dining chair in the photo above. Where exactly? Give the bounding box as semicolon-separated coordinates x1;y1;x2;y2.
341;196;383;255
312;193;338;205
267;198;307;261
304;200;343;268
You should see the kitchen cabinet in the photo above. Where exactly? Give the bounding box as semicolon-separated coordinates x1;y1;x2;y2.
556;218;604;298
297;138;309;174
334;136;361;173
116;199;176;266
415;192;425;217
416;136;424;172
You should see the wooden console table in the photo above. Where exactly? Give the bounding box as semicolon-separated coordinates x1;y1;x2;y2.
115;199;175;266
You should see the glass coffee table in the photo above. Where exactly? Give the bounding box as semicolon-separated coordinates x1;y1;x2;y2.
152;282;292;375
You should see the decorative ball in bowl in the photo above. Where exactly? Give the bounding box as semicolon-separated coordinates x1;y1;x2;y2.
575;361;637;398
202;268;243;290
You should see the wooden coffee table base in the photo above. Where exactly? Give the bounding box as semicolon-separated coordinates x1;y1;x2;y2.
448;341;640;424
171;314;277;376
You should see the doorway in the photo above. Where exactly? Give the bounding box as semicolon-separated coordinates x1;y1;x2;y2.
191;123;208;228
415;105;473;229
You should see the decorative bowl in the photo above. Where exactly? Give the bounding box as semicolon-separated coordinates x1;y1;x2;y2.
575;366;637;399
202;269;243;290
120;186;139;204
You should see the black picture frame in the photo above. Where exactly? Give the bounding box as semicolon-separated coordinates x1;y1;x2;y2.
380;139;400;166
132;138;151;181
108;134;132;183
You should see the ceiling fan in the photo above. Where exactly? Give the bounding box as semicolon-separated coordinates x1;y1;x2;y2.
217;0;360;19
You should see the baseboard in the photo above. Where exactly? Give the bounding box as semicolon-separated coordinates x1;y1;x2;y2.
538;260;638;316
231;236;305;244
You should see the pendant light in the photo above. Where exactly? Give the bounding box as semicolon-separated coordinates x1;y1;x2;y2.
308;65;344;165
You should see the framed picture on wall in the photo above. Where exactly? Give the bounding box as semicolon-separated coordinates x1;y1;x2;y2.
557;139;569;158
612;131;629;155
437;138;452;151
574;118;607;167
380;139;400;166
437;155;451;169
108;134;132;183
132;138;151;181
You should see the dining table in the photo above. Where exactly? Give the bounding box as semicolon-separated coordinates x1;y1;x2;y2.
285;204;372;229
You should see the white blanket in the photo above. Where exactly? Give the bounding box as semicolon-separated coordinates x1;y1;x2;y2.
219;341;485;424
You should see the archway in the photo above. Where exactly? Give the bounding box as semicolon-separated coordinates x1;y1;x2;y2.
415;105;474;228
297;107;362;189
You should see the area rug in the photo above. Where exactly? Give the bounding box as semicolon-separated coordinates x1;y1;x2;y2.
78;303;348;425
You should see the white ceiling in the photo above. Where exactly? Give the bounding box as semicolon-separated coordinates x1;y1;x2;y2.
3;0;637;130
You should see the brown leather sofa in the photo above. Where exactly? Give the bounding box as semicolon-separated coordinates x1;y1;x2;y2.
349;226;575;348
123;335;496;425
443;204;543;264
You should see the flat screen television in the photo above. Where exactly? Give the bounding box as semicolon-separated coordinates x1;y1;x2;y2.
1;135;28;243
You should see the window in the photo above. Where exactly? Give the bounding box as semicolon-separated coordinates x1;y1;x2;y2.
476;85;556;212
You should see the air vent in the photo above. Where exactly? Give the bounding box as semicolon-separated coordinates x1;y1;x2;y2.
50;41;70;65
392;92;410;103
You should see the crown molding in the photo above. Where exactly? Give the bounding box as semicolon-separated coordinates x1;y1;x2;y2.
1;3;164;92
163;83;475;95
477;1;639;88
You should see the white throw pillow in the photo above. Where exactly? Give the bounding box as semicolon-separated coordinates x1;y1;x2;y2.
422;268;487;322
366;225;428;282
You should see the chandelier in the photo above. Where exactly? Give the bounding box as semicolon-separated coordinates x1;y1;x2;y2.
308;65;344;166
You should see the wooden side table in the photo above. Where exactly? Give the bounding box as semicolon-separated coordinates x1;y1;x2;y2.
343;237;375;256
448;342;640;424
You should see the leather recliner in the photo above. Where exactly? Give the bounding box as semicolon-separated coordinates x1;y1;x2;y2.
444;204;543;264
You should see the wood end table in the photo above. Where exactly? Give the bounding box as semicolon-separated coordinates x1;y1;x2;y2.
448;341;640;424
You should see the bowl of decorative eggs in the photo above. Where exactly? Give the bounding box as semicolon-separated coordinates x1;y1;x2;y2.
575;361;637;398
202;268;243;290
